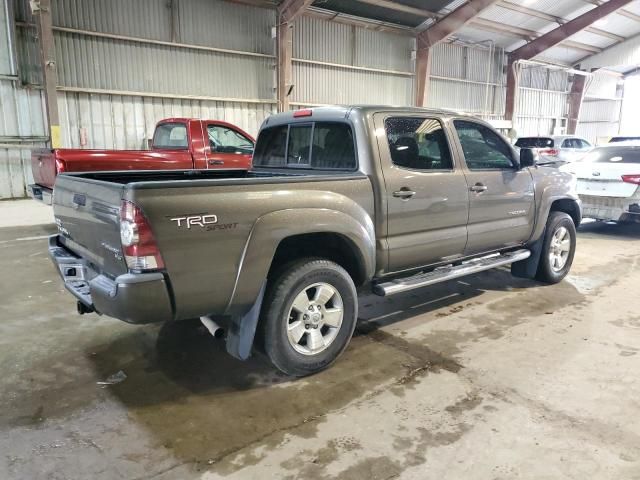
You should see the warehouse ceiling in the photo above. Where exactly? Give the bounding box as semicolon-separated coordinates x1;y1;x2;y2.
301;0;640;67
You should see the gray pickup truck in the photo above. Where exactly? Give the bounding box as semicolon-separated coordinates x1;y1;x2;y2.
49;106;581;376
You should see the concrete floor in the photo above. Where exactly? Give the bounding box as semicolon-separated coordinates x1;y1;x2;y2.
1;202;640;480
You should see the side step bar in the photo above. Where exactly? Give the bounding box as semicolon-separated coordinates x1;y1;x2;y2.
373;249;531;296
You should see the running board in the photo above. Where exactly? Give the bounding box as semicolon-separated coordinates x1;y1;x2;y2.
373;249;531;296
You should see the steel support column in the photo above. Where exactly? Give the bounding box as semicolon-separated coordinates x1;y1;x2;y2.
415;48;432;107
276;0;313;112
567;74;587;134
276;21;293;112
34;0;61;148
505;58;517;121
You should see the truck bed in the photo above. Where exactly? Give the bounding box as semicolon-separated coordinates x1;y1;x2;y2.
63;168;365;187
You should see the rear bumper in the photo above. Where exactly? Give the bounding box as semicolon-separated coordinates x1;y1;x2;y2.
28;184;53;205
48;235;174;324
580;195;640;223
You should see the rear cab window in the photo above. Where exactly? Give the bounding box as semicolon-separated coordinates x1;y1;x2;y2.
253;122;357;170
515;137;554;148
153;123;189;149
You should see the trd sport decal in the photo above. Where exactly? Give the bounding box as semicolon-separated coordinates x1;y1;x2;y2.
169;214;237;232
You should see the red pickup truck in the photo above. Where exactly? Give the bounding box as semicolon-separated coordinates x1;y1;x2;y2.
28;118;254;204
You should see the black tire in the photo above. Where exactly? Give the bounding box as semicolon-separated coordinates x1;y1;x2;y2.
535;212;576;284
261;258;358;377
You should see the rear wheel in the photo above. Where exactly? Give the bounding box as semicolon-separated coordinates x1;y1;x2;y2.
261;258;357;377
535;212;576;283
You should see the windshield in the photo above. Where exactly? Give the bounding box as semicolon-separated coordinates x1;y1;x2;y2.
579;146;640;163
515;137;554;148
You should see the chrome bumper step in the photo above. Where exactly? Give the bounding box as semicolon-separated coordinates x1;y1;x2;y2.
373;249;531;296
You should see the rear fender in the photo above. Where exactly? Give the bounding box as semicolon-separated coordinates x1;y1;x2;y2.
226;207;376;317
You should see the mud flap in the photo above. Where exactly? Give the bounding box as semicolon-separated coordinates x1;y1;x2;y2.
511;232;544;279
226;283;266;361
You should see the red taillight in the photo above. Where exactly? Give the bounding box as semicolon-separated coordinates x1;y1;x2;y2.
539;148;559;157
293;109;313;118
622;175;640;185
55;158;66;173
119;200;164;270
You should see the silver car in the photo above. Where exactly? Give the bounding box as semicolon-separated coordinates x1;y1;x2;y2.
515;135;592;166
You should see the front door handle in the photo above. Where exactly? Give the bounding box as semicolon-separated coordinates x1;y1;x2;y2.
393;188;416;199
470;183;488;193
208;159;225;166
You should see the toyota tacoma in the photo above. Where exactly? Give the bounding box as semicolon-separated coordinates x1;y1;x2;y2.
49;106;581;376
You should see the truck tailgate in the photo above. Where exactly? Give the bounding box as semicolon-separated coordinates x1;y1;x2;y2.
31;149;57;188
53;175;128;277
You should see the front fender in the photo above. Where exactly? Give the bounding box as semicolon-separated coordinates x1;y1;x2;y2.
225;207;375;316
530;169;581;242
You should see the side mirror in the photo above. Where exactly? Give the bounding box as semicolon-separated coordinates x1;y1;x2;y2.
520;148;536;168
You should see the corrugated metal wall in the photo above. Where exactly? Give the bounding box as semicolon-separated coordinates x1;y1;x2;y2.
576;71;623;144
514;65;570;136
429;42;505;120
1;0;47;199
3;0;614;198
291;16;415;106
58;91;274;149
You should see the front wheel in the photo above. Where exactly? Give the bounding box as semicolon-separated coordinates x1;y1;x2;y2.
535;212;577;284
261;258;358;377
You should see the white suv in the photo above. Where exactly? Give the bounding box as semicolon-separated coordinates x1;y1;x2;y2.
515;135;592;165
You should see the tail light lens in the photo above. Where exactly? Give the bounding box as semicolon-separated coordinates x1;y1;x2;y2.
120;200;165;270
539;148;559;157
55;158;67;173
622;175;640;185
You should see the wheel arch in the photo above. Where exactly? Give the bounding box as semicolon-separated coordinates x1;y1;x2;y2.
550;198;581;227
225;207;375;317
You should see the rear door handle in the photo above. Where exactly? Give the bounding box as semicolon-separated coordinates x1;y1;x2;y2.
208;159;224;166
470;183;488;193
393;189;416;199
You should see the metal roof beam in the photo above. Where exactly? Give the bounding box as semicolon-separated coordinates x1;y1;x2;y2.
279;0;314;22
581;0;640;23
468;18;603;54
498;0;625;42
355;0;438;19
417;0;500;48
510;0;635;62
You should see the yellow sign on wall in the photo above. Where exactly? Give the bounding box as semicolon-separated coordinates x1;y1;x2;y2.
51;125;62;148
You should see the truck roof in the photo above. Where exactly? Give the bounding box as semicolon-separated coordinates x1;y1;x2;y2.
262;105;485;129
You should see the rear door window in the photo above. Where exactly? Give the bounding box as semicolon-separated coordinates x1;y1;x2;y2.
153;123;188;149
253;122;356;170
384;117;453;170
